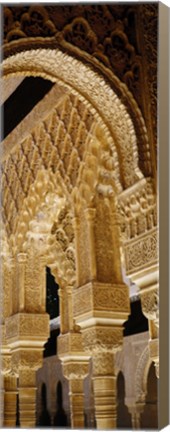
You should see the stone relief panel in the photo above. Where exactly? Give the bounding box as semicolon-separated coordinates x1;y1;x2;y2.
73;282;130;319
5;313;49;342
123;228;158;275
118;179;157;242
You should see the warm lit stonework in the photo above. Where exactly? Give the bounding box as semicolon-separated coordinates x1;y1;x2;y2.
1;3;158;429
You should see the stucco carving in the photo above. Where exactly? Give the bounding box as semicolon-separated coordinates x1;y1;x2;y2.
5;313;49;343
83;327;123;353
135;345;150;402
2;48;147;189
92;351;115;376
1;355;12;375
141;289;159;325
118;179;157;242
73;282;129;318
2;4;158;182
57;332;84;357
62;362;89;380
124;228;158;274
12;350;43;371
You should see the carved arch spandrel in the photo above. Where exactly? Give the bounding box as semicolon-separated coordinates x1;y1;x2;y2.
2;47;148;189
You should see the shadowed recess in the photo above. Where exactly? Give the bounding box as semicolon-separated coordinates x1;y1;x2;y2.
2;76;54;139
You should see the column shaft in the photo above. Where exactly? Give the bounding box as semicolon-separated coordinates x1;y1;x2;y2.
85;208;97;281
69;379;85;428
19;387;37;427
3;374;17;427
93;376;116;429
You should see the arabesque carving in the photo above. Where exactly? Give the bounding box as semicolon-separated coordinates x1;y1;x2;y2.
5;313;49;343
73;282;129;318
2;4;157;179
83;327;123;353
118;179;157;242
92;351;115;376
0;5;159;429
2;48;148;189
11;350;43;371
62;362;89;380
123;228;158;274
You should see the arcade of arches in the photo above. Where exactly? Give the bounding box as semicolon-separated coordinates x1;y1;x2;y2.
0;3;158;429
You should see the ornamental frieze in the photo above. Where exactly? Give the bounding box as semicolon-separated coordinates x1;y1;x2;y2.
73;282;130;318
124;228;158;275
5;313;49;342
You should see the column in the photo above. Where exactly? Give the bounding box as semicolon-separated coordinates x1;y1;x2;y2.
17;253;27;312
69;376;86;428
18;369;37;427
125;236;159;378
72;199;130;428
0;373;4;427
73;216;81;286
82;325;123;430
3;373;18;427
5;313;49;427
58;288;64;334
58;331;90;428
128;403;145;429
140;286;159;377
92;352;117;429
84;208;97;281
67;285;74;331
1;324;13;427
58;287;69;334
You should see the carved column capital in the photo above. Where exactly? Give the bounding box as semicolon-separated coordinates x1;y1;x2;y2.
1;325;12;375
128;403;145;429
58;331;90;361
62;361;89;381
140;289;159;327
1;353;12;376
82;325;123;354
12;349;43;374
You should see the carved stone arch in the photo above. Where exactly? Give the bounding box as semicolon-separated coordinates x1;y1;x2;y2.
2;47;147;189
135;345;151;403
2;33;151;179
